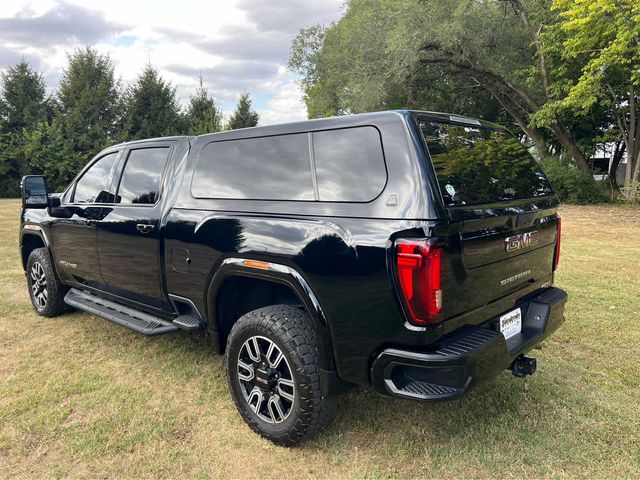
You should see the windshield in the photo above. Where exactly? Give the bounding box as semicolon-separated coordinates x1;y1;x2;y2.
417;119;554;207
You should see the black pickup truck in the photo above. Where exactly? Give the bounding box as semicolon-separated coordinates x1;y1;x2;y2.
19;110;567;445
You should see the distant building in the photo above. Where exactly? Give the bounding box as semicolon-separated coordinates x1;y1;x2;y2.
589;143;627;184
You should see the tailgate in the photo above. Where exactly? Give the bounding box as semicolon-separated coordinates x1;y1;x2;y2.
438;205;560;322
460;211;557;269
415;115;560;324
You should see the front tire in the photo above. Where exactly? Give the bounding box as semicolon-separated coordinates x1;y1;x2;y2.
225;305;337;446
26;248;68;317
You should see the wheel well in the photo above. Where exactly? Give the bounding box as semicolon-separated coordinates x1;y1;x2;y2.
214;276;303;352
21;234;45;269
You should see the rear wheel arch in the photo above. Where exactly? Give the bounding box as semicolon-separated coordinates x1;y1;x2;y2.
206;259;335;371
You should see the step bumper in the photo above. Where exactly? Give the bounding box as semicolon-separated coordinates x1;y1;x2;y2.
371;287;568;401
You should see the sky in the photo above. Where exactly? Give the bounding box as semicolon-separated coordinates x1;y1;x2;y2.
0;0;344;125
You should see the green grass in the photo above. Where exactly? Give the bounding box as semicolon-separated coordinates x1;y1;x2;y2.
1;199;639;478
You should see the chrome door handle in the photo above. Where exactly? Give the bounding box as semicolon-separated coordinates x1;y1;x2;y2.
136;224;154;234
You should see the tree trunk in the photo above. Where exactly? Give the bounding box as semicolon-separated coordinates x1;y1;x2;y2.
633;96;640;183
482;80;550;158
508;0;551;100
609;141;625;188
625;150;634;190
622;86;639;191
548;123;590;171
633;148;640;183
504;1;595;170
421;55;589;169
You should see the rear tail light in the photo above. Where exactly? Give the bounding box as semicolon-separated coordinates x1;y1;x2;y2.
554;217;561;271
395;239;443;326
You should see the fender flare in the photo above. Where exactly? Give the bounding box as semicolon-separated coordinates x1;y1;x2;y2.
205;257;336;371
20;225;55;272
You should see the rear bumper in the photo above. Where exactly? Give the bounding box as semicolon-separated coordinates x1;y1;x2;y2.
371;287;567;401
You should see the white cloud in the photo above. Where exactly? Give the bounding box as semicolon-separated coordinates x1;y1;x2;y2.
256;71;308;126
0;0;343;124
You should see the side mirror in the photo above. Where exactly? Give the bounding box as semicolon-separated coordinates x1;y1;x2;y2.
49;195;61;208
21;175;49;209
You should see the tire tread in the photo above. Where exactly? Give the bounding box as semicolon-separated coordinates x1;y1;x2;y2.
225;304;337;446
27;247;68;317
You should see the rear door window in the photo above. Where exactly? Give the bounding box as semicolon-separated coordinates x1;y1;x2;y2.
313;127;386;202
116;147;170;204
418;120;554;206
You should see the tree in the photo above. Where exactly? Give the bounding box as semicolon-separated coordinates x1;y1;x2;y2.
290;15;506;123
289;25;343;119
0;60;48;197
57;47;121;177
0;59;48;133
121;64;185;140
289;0;599;169
22;120;71;192
533;0;640;197
0;129;24;197
186;76;223;135
227;92;259;130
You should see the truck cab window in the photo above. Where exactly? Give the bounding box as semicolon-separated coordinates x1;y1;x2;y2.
117;147;169;204
73;152;118;204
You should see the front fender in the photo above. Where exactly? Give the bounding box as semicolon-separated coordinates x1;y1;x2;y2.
20;225;53;271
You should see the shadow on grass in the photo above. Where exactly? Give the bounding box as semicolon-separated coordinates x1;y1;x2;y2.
60;309;566;456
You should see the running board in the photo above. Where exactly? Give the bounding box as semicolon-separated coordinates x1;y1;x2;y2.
172;313;203;331
64;288;178;336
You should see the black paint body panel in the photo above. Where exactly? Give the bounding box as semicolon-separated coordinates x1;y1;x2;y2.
19;110;565;390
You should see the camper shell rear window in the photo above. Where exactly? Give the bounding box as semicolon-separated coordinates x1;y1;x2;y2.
417;118;554;207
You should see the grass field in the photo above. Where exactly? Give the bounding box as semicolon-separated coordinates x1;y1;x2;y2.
0;199;639;478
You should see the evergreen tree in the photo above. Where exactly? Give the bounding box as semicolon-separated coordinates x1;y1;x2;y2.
22;120;71;192
0;129;24;197
227;92;259;130
121;64;184;140
0;59;47;133
57;47;121;174
186;76;222;135
0;59;48;197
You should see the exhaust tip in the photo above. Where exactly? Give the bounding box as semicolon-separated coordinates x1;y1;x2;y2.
510;355;537;378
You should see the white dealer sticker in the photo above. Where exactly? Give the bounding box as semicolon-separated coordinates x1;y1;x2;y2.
499;308;522;340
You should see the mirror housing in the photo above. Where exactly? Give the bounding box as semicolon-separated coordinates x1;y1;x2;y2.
49;194;61;208
21;175;50;209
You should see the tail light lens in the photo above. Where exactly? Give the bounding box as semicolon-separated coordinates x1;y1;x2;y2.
395;239;443;326
554;217;561;271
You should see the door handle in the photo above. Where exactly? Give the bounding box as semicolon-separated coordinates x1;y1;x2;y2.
84;219;97;226
136;223;154;234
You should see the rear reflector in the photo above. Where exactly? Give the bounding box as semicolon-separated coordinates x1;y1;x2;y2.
554;218;561;271
395;240;443;326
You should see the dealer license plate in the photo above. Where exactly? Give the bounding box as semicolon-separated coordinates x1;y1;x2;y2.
499;308;522;340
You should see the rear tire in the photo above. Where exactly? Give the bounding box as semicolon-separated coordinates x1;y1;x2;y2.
26;248;68;317
225;305;337;446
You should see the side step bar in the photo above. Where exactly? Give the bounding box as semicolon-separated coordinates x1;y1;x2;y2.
64;288;179;336
172;313;203;331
